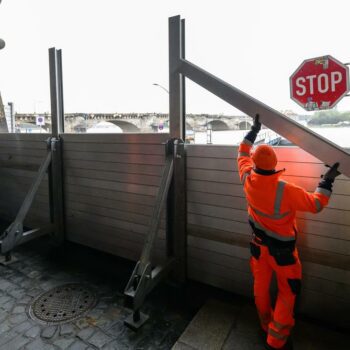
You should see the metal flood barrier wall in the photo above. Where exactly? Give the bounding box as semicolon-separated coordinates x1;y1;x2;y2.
0;134;51;229
186;144;350;329
61;133;169;263
1;133;349;328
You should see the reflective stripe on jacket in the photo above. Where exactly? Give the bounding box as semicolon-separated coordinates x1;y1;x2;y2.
238;140;331;241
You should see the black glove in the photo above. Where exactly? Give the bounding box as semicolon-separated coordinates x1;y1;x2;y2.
251;114;261;133
322;162;341;182
319;162;341;191
245;114;261;144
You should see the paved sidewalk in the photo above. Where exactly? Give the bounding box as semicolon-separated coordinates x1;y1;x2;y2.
0;238;194;350
1;238;349;349
173;299;350;350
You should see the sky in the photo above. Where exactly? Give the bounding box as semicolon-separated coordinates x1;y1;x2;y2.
1;0;350;115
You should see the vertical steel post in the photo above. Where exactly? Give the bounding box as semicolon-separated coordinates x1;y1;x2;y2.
57;49;65;133
181;19;186;139
169;15;183;139
168;16;187;283
49;48;59;137
7;102;14;133
49;47;65;245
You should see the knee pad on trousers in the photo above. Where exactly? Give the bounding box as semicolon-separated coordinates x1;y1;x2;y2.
288;278;301;295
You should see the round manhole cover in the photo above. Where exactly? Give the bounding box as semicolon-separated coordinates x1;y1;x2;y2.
29;283;97;325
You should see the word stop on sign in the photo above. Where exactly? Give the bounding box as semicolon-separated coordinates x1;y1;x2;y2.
295;72;342;96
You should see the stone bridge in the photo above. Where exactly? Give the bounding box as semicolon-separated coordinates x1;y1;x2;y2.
15;112;252;133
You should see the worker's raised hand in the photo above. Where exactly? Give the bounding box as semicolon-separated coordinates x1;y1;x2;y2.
322;162;341;182
251;114;261;133
244;114;262;144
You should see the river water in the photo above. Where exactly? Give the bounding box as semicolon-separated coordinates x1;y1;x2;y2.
193;127;350;149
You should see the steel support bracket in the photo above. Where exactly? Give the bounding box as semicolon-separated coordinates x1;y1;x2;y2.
0;222;23;255
0;139;53;263
124;138;181;330
124;262;152;330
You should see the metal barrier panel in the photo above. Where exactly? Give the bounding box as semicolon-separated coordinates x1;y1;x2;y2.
186;144;350;328
0;134;51;228
62;133;169;262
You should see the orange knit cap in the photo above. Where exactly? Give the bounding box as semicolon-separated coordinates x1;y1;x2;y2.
252;144;277;171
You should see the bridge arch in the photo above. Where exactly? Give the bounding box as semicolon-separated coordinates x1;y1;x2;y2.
207;120;229;131
107;120;140;132
160;120;194;131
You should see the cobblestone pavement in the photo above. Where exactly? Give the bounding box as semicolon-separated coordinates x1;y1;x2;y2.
3;238;348;350
0;238;195;350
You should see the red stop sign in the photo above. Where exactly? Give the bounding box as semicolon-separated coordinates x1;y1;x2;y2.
290;55;349;111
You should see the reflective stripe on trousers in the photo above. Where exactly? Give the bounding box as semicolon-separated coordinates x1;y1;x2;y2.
250;244;301;349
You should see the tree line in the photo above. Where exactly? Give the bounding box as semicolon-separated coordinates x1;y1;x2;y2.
308;110;350;126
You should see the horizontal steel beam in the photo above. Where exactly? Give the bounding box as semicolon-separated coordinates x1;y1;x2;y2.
179;58;350;178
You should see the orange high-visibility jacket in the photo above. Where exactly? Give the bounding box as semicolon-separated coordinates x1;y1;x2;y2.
238;139;331;241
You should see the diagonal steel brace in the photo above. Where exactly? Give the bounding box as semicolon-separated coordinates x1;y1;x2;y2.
0;138;53;260
124;138;182;330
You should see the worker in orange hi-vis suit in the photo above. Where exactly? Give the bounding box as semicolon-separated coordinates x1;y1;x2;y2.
237;114;341;350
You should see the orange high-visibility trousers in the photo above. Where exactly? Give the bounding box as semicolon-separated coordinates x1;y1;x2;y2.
250;242;302;349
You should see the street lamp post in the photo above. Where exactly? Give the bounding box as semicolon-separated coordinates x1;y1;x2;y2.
207;121;212;144
33;101;44;133
152;83;169;133
152;83;169;94
7;102;14;133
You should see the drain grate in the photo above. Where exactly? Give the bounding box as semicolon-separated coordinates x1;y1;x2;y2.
29;283;97;325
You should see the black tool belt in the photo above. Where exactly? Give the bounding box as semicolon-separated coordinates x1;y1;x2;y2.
249;220;297;266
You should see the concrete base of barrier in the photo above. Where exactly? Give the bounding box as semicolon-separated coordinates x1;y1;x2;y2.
172;299;238;350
